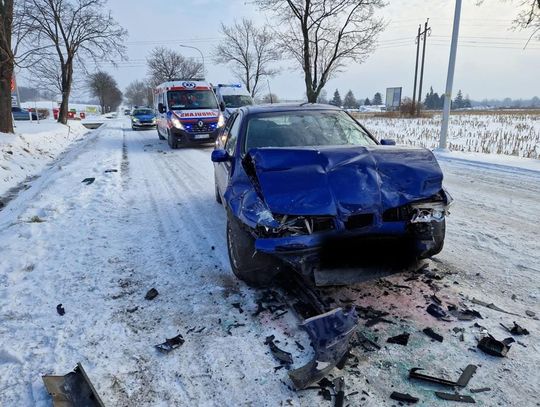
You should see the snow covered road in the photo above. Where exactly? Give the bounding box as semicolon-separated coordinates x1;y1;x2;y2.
0;119;538;406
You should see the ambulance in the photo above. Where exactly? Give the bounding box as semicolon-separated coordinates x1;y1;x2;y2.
213;84;254;119
155;80;225;149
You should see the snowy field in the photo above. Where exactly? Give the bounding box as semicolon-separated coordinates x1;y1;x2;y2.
0;119;539;406
361;113;540;159
0;120;88;198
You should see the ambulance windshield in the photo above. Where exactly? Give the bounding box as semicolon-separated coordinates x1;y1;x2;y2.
167;90;218;110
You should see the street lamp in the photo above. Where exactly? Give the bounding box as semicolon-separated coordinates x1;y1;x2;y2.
179;44;206;79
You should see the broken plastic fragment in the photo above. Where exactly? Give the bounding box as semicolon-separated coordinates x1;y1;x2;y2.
423;327;443;342
333;377;345;407
81;177;95;185
56;304;65;316
42;363;104;407
390;391;419;403
427;303;451;321
288;307;358;390
145;288;159;300
265;335;293;365
501;322;529;335
434;392;475;403
155;334;185;353
387;332;410;346
409;364;477;387
477;335;513;357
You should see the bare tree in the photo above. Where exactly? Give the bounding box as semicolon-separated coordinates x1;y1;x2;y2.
125;80;153;107
214;19;281;97
146;47;203;86
0;0;15;133
255;0;385;103
514;0;540;46
87;71;122;113
19;0;127;124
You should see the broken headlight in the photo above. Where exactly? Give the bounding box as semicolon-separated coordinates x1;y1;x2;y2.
258;214;335;237
410;201;447;223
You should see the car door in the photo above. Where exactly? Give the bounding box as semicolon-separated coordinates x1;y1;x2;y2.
215;112;241;202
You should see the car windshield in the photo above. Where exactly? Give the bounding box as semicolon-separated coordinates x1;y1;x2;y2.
223;95;253;108
133;109;153;115
167;90;217;110
244;110;376;151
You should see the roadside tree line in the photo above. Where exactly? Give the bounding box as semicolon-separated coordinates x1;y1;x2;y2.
1;0;539;133
319;89;384;109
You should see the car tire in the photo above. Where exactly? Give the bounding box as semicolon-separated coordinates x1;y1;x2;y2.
226;214;279;287
215;175;222;204
157;126;166;140
167;131;178;149
132;126;137;131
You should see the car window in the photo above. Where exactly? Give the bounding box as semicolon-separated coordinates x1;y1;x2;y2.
12;107;21;112
167;90;218;110
244;110;375;151
133;109;153;115
222;95;253;108
225;113;242;156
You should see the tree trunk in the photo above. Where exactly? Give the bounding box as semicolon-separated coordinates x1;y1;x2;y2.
0;61;14;133
57;60;74;125
0;0;14;133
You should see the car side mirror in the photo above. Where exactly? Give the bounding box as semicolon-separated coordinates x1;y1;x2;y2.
219;102;225;112
211;149;231;163
158;103;166;114
380;139;396;146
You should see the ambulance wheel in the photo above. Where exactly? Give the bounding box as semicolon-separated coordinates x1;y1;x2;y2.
157;128;166;140
167;131;178;149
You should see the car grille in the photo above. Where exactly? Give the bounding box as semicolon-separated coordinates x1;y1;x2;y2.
345;213;374;230
183;122;217;134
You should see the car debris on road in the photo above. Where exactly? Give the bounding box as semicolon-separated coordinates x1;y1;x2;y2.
423;327;443;342
145;288;159;300
390;391;419;404
434;391;476;403
386;332;410;346
155;334;185;353
265;335;293;365
42;363;104;407
477;335;514;357
56;304;65;316
409;364;477;387
81;177;95;185
288;307;358;390
500;321;530;335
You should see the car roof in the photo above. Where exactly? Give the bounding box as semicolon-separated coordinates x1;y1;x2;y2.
240;103;342;115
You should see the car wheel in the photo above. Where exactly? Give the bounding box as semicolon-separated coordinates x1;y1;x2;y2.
226;214;279;287
132;126;137;131
215;174;222;204
157;127;166;140
167;131;178;149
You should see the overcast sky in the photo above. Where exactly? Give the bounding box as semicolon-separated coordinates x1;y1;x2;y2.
78;0;540;100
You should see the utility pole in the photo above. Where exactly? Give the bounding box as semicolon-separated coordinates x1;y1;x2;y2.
411;24;421;115
417;18;431;116
439;0;462;150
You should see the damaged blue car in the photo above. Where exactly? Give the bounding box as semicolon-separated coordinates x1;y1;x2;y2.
211;104;452;287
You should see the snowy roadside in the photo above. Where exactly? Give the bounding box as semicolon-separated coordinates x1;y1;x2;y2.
0;119;538;406
0;120;88;198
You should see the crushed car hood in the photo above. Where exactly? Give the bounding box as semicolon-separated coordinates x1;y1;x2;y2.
245;146;443;216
